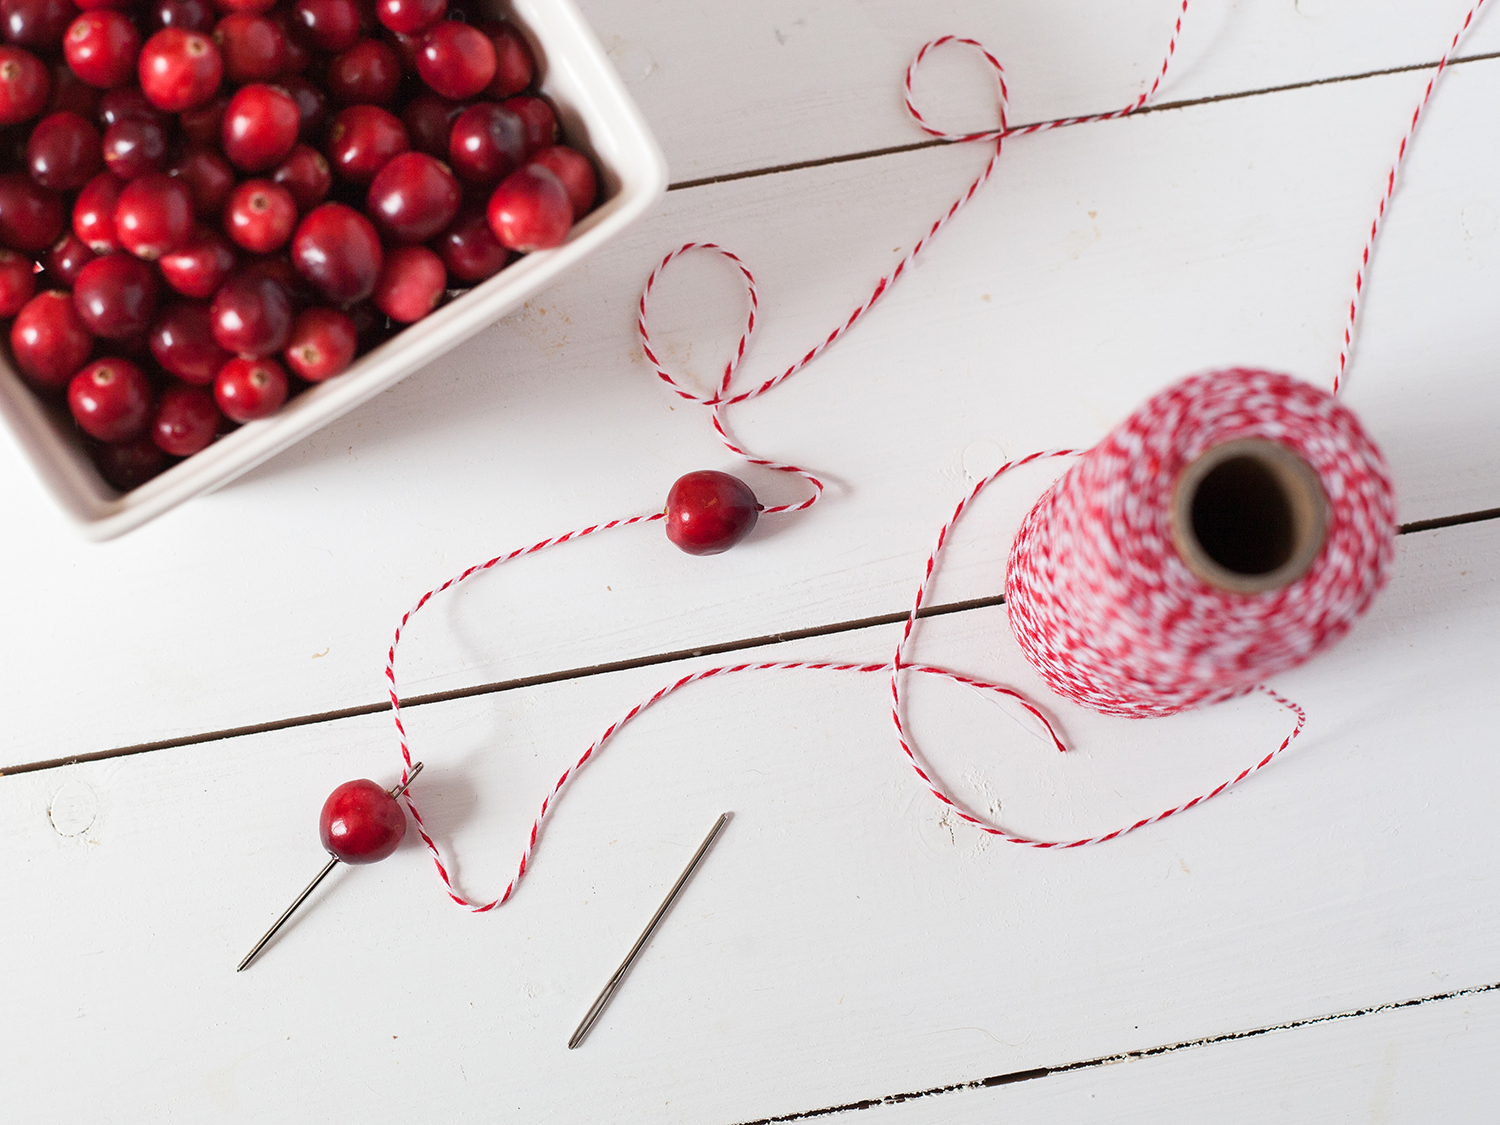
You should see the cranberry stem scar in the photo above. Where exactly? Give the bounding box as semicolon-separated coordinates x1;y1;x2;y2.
237;761;424;973
567;812;732;1050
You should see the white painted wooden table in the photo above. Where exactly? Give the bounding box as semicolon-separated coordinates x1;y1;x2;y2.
4;2;1499;1120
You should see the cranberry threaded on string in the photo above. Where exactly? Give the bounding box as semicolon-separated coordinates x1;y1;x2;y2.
237;763;423;972
665;470;761;555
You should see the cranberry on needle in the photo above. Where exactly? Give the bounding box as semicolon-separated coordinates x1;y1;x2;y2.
236;761;422;972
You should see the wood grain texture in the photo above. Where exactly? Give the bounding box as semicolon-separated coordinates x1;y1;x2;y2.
2;518;1495;1122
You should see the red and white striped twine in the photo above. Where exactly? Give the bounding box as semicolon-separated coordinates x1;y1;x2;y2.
388;1;1484;908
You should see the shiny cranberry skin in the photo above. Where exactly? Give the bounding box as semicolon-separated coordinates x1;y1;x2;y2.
212;13;285;83
74;253;159;337
98;85;162;126
269;7;308;73
446;101;522;186
93;433;168;489
214;353;285;420
365;150;456;243
3;0;73;51
0;172;62;250
372;242;442;322
327;37;398;104
72;169;121;251
486;163;568;252
166;146;234;216
267;144;326;210
178;91;225;144
325;103;406;182
151;0;216;32
290;200;381;303
158;222;233;295
222;81;298;171
502;94;555;154
211;270;291;356
47;62;99;117
151;381;219;453
11;289;91;387
225;178;294;252
149;299;228;383
138;28;222;112
416;20;492;100
401;91;459;156
68;356;152;440
27;110;100;190
479;20;530;99
41;230;93;286
529;144;594;220
104;118;169;178
664;470;761;555
114;171;192;259
283;305;352;380
434;203;505;282
319;778;406;863
290;0;357;51
0;247;30;313
64;11;139;88
278;73;325;140
376;0;439;35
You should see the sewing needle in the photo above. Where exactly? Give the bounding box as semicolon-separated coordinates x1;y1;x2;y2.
567;811;732;1049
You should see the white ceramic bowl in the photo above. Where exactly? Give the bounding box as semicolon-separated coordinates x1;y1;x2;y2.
0;0;667;540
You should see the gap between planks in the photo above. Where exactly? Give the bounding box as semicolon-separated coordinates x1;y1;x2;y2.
666;50;1500;192
725;978;1500;1125
2;508;1496;778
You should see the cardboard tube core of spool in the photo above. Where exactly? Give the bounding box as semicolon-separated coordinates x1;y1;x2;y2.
1169;439;1328;595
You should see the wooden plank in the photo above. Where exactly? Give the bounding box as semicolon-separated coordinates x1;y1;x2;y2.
2;517;1496;1121
2;62;1497;767
575;0;1500;181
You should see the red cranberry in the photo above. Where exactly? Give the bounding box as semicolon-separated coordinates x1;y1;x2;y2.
74;0;131;10
72;169;121;251
479;20;530;99
446;101;522;186
27;110;101;190
139;28;222;112
434;202;505;282
93;433;168;489
327;37;398;104
0;171;62;250
416;20;492;100
215;0;276;15
283;305;353;380
270;143;329;209
149;299;229;382
212;13;285;84
290;200;381;302
68;356;152;440
319;778;406;863
166;146;234;216
11;289;91;387
151;381;219;453
372;242;442;322
366;150;456;243
400;91;460;156
664;470;761;555
151;0;217;33
74;252;159;337
3;0;75;52
214;353;286;420
0;44;46;122
157;222;234;296
178;91;225;144
98;85;163;126
382;25;419;69
0;244;29;310
210;269;291;355
530;145;595;220
290;0;358;52
222;81;298;171
243;252;311;305
375;0;439;35
325;102;406;182
64;11;139;88
103;118;169;178
225;177;294;252
114;171;192;258
47;62;100;117
278;73;326;140
502;94;555;154
486;163;568;252
270;8;309;74
42;229;94;286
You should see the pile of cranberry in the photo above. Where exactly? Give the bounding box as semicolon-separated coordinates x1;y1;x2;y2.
0;0;596;490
